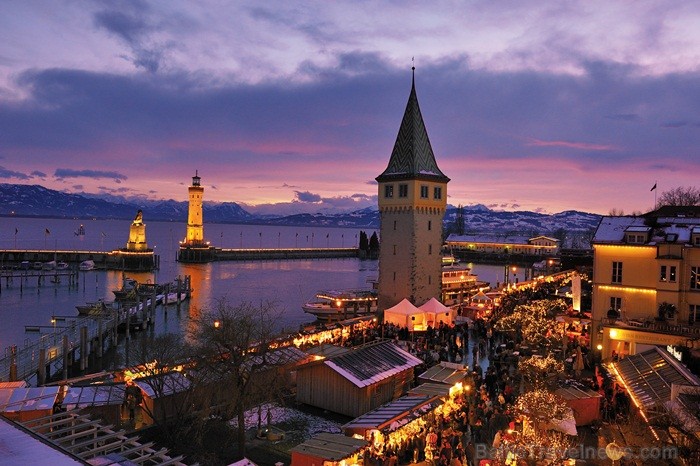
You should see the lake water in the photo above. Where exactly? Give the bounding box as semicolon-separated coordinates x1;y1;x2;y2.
0;217;524;352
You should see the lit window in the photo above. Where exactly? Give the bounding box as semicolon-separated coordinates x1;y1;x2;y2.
691;267;700;290
420;185;429;198
384;185;394;198
612;262;623;284
399;184;408;197
670;266;676;282
660;265;667;282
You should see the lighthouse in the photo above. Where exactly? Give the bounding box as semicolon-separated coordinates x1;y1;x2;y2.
178;171;214;262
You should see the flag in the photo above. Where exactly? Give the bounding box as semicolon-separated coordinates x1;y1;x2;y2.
326;234;329;238
15;227;18;235
45;228;50;235
650;183;657;191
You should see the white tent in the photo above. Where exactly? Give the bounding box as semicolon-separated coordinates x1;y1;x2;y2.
419;297;455;326
470;291;492;304
383;299;424;331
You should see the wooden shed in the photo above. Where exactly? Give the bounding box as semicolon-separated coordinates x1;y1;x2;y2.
417;361;472;387
135;371;191;426
290;432;368;466
296;340;422;418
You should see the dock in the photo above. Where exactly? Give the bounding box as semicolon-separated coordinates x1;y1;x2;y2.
0;248;159;271
0;276;191;384
178;246;361;262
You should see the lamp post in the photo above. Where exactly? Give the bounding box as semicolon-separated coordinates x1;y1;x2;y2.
511;266;517;285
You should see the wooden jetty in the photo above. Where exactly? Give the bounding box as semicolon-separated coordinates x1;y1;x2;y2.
179;246;360;262
0;275;191;384
0;248;159;271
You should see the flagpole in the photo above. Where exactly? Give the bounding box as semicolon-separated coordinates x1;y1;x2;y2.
654;180;657;209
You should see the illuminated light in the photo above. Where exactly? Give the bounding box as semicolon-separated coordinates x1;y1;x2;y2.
609;329;618;339
214;320;221;329
596;344;603;351
598;285;656;294
336;300;342;308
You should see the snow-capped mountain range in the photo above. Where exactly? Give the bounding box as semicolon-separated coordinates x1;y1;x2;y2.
0;183;601;236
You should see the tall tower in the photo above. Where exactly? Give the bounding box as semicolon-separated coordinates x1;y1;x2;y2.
376;70;450;310
185;171;205;245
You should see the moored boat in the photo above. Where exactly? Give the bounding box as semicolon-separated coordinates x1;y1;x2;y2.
79;260;95;271
302;289;378;321
56;261;69;270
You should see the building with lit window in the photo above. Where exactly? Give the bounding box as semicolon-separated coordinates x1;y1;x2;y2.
591;206;700;360
445;234;560;257
375;70;449;310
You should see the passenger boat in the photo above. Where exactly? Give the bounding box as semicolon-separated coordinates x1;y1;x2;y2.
79;260;95;271
441;264;490;305
302;289;378;321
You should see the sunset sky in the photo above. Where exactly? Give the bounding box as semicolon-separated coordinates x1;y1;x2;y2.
1;1;699;216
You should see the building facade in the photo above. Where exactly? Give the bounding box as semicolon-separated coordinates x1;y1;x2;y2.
445;234;560;256
591;207;700;359
375;71;450;310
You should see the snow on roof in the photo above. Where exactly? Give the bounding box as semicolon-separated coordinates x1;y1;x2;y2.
342;395;441;432
61;385;126;410
135;371;191;398
290;432;368;461
0;387;60;413
324;341;422;388
0;416;87;465
625;226;651;232
592;216;644;243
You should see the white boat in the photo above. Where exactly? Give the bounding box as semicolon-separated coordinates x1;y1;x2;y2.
79;260;95;271
56;261;69;270
302;289;378;321
441;264;490;305
42;260;56;270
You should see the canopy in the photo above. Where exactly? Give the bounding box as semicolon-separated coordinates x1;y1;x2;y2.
419;297;455;326
470;291;492;303
383;299;423;331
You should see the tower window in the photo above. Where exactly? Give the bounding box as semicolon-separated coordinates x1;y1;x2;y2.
670;266;676;282
428;220;432;231
420;185;428;198
393;245;397;255
384;185;394;198
393;271;396;281
393;220;397;231
428;276;432;285
399;184;408;197
660;265;667;282
434;187;442;200
692;267;700;290
429;244;432;255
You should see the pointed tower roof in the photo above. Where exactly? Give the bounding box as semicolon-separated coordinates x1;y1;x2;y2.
376;70;450;183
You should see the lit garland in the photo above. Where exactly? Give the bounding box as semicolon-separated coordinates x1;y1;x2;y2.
493;299;567;347
518;354;564;388
515;389;571;423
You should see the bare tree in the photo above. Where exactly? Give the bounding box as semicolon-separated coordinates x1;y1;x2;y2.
608;208;625;216
188;298;288;460
658;186;700;207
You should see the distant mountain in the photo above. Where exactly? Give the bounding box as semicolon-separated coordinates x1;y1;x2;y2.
0;184;601;237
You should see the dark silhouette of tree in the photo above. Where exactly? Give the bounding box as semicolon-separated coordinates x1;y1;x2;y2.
359;230;369;251
369;232;379;251
188;299;288;460
658;186;700;207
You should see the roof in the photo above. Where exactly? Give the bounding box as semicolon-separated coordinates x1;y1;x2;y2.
0;387;60;413
290;432;368;461
305;343;351;359
0;416;88;465
592;216;645;243
644;205;700;218
613;347;700;410
61;384;126;410
376;73;449;183
593;214;700;244
384;298;421;316
135;371;191;398
555;385;602;401
342;394;442;433
324;340;423;388
408;382;452;398
419;297;451;315
418;362;469;385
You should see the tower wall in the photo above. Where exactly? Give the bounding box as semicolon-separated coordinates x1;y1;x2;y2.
185;185;204;244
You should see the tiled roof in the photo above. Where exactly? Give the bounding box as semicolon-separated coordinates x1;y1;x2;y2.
325;340;422;388
376;73;449;183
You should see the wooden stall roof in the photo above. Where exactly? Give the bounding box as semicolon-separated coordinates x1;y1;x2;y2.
20;411;190;465
136;371;192;398
290;432;368;461
325;340;422;388
61;384;126;410
0;416;89;465
408;382;452;398
555;385;602;401
418;362;469;385
305;343;351;359
342;394;442;434
614;347;700;410
0;386;60;414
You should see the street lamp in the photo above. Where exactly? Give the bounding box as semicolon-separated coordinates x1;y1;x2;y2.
511;266;517;285
214;320;221;329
